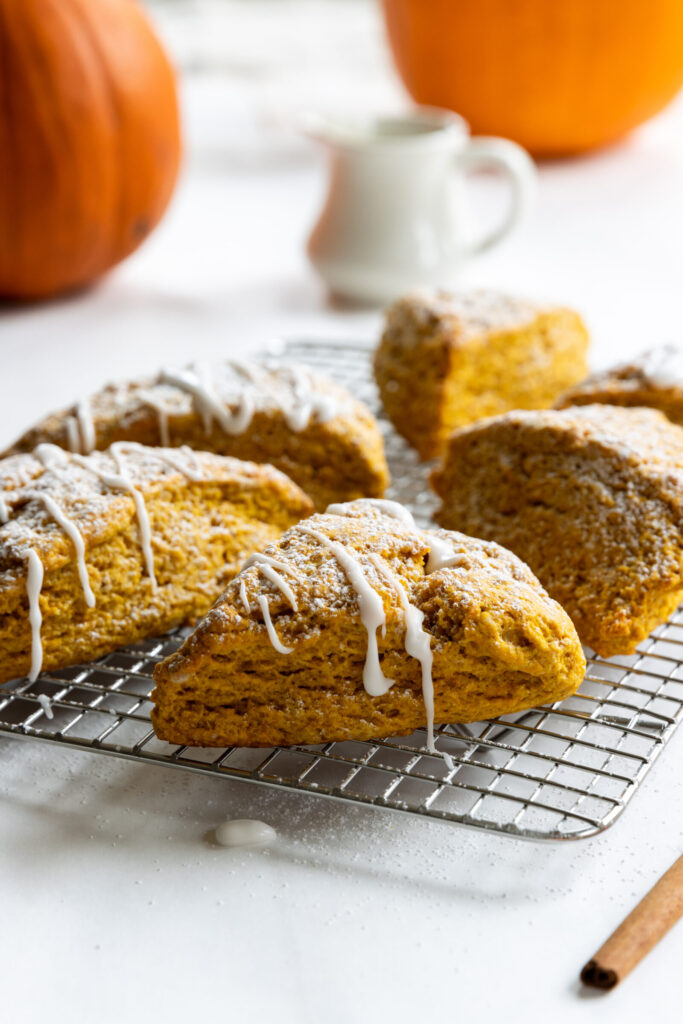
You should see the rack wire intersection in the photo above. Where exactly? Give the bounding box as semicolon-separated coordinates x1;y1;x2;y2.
1;340;682;841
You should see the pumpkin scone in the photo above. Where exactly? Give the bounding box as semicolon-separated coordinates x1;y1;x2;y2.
432;405;683;657
557;343;683;426
374;289;589;459
0;443;312;685
5;361;389;512
151;499;585;749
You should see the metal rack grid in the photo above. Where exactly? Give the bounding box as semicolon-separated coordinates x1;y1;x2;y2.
1;340;682;842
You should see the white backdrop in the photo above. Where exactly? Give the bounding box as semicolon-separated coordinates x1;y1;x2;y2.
1;3;683;1021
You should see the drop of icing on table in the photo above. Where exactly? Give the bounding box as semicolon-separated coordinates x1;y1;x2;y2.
214;819;277;849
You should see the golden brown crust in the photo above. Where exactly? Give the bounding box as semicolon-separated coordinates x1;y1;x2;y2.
0;444;312;683
557;347;683;426
4;362;390;511
432;405;683;656
374;289;590;459
151;502;585;747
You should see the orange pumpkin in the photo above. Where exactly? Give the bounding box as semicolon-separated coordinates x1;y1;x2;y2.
381;0;683;156
0;0;181;300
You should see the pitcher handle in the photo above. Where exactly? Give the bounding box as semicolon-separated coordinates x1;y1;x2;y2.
457;137;537;257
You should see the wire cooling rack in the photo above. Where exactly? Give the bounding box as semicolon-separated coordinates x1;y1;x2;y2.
1;340;683;842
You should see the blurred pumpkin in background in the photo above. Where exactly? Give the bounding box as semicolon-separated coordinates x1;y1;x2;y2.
0;0;181;300
380;0;683;157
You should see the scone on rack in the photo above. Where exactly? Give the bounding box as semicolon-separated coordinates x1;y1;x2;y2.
557;343;683;426
5;361;390;512
152;499;585;748
432;405;683;657
0;443;312;685
374;289;589;459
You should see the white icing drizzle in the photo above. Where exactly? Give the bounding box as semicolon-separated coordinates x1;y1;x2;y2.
76;399;96;453
214;819;276;849
159;363;254;436
26;549;44;682
138;389;171;446
76;442;159;592
243;553;298;611
176;445;204;479
5;445;209;680
139;444;206;483
27;490;95;608
368;552;435;742
243;500;465;769
278;365;339;430
65;416;81;453
327;498;465;577
34;444;70;471
239;579;250;614
110;445;156;587
37;693;54;720
257;594;292;654
300;525;393;696
425;533;469;574
637;343;683;390
72;448;156;582
154;361;341;438
326;498;416;527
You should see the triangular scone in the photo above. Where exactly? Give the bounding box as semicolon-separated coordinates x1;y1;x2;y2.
374;289;589;459
557;344;683;426
0;443;312;684
4;360;390;511
432;405;683;657
151;500;585;748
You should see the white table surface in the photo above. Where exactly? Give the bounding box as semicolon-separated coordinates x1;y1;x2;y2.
2;3;683;1021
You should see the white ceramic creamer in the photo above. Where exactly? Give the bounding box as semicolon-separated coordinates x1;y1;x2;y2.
306;107;536;304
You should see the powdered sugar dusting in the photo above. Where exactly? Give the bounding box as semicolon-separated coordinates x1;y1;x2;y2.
219;499;545;767
57;360;354;453
1;443;283;681
385;289;539;346
0;444;213;570
435;404;683;634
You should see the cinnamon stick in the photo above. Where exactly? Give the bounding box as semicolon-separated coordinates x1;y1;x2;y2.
581;853;683;990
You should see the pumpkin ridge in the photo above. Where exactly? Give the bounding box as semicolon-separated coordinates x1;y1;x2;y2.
63;0;124;274
0;0;180;298
0;4;18;287
42;0;119;285
0;1;71;289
